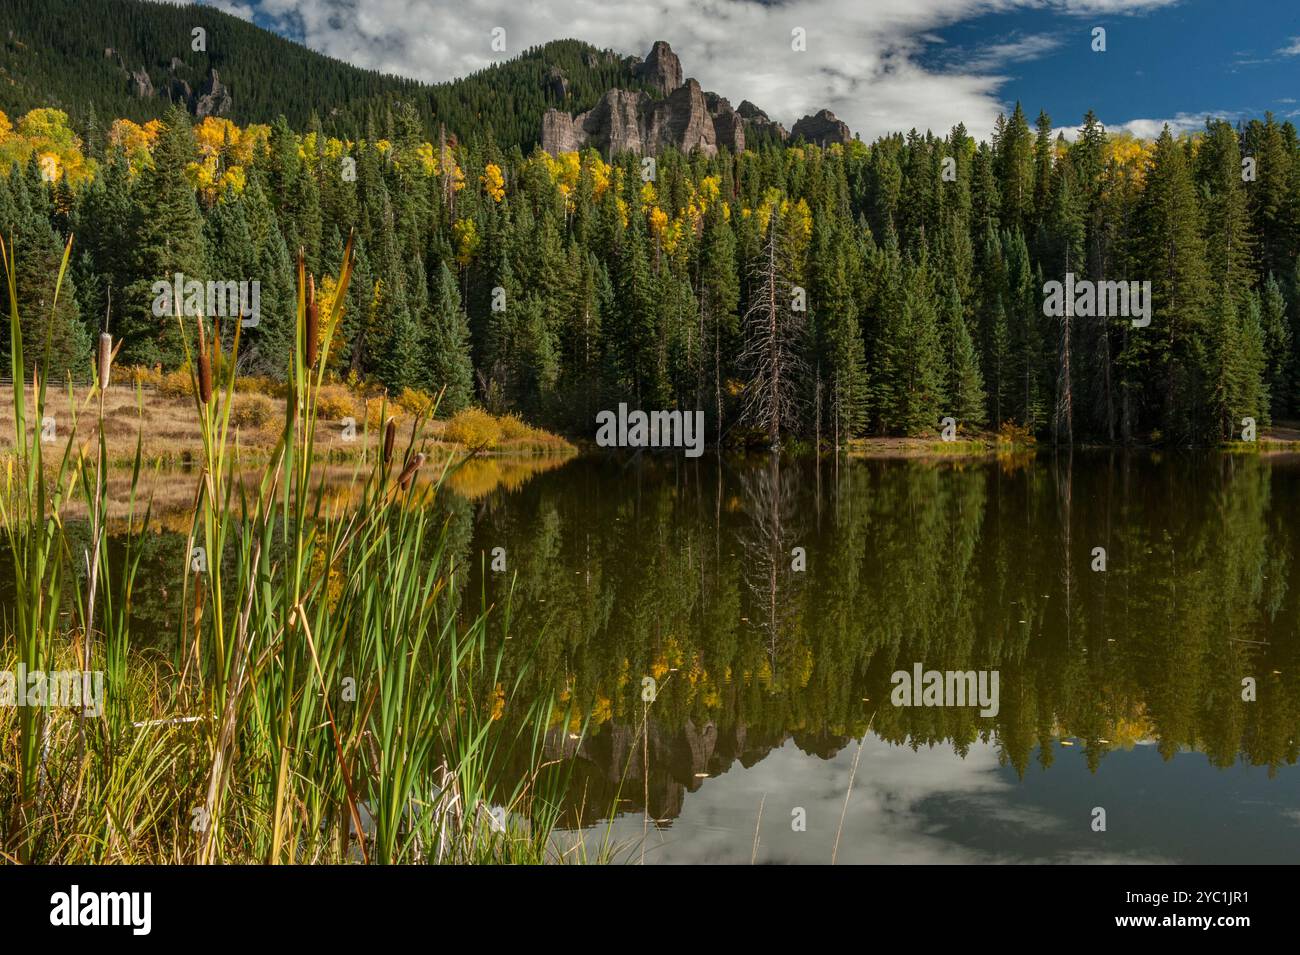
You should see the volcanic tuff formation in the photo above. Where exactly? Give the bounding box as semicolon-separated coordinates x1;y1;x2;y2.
541;41;854;157
790;109;853;148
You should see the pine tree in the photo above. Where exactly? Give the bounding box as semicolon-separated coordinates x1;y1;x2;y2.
1197;119;1255;302
427;261;474;414
698;205;739;435
0;168;89;379
1004;229;1045;429
1047;155;1085;443
1259;273;1291;419
1245;113;1300;281
1032;110;1055;232
122;106;207;367
994;103;1035;231
940;279;986;427
203;192;255;354
1132;126;1212;440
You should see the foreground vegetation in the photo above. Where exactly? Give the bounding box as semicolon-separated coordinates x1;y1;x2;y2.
0;237;592;864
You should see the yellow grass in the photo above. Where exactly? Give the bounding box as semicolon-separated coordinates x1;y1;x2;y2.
0;382;576;466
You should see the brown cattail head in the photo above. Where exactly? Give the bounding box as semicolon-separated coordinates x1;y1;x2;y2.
197;320;213;406
397;452;425;491
97;332;113;390
305;273;319;370
383;416;396;467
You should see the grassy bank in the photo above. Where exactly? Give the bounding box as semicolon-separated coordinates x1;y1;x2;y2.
0;377;574;467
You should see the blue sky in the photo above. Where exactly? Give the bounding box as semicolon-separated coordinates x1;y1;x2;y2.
924;0;1300;135
190;0;1300;141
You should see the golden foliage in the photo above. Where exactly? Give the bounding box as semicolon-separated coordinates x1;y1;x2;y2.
452;218;480;267
395;386;436;418
229;392;275;429
0;108;96;188
443;407;502;448
314;384;356;420
481;162;505;202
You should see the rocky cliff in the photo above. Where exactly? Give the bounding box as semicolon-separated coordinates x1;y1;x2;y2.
118;51;233;118
791;108;853;147
636;40;683;96
543;73;744;157
541;40;850;157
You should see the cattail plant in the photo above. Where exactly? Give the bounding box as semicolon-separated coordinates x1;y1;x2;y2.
97;331;113;390
305;272;319;370
196;318;213;405
397;452;426;491
383;415;397;467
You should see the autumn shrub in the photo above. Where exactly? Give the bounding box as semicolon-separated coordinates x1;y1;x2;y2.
158;366;194;399
314;383;356;420
444;407;502;449
364;397;403;434
230;393;274;429
396;387;436;418
235;375;286;399
496;413;534;443
996;420;1036;447
126;365;163;389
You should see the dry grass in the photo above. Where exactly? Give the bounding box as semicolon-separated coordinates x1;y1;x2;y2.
0;383;575;466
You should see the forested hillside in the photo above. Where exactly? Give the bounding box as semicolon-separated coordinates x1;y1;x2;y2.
1;86;1298;445
0;0;649;149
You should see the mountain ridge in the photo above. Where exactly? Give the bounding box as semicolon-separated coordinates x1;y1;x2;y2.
541;40;855;157
1;1;852;156
0;0;654;149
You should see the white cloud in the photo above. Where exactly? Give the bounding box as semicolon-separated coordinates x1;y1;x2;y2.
957;32;1064;71
1279;37;1300;56
559;735;1172;864
159;1;257;21
209;0;256;19
1106;110;1239;138
243;0;1183;141
1058;0;1180;11
1051;109;1245;141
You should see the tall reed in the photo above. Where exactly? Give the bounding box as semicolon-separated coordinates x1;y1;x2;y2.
1;235;579;864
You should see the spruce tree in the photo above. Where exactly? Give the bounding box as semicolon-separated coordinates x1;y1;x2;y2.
1259;273;1291;419
122;106;206;367
0;168;89;379
427;261;474;414
1132;126;1212;440
940;280;986;427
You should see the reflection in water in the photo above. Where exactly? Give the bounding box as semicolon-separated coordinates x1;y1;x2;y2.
9;450;1299;861
463;451;1300;862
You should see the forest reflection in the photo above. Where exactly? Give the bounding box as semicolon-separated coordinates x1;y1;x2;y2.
12;450;1296;833
465;451;1300;826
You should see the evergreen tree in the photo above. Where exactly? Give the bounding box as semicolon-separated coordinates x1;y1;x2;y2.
122;106;206;367
1131;126;1212;440
940;280;986;427
994;103;1035;231
1259;273;1291;419
427;261;474;414
0;168;89;379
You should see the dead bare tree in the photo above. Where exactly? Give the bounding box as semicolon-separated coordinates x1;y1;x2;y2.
1054;268;1074;446
740;218;808;449
735;456;805;673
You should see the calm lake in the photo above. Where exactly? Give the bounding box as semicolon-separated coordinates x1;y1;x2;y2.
8;450;1300;863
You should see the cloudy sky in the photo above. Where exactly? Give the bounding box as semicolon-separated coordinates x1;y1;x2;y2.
186;0;1299;141
555;733;1300;863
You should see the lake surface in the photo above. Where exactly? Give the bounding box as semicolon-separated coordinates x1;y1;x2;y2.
7;450;1300;863
468;451;1300;863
